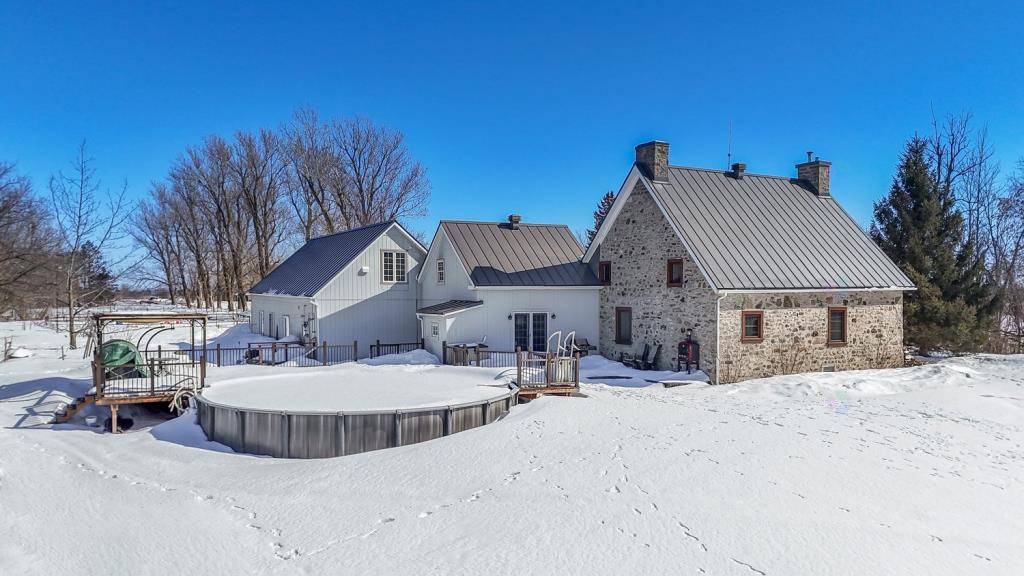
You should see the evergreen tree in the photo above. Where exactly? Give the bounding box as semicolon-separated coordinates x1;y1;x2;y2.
586;191;615;244
871;136;995;354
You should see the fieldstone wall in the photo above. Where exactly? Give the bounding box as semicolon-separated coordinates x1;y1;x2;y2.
597;182;718;374
717;291;904;383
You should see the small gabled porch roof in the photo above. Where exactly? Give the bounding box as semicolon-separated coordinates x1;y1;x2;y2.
416;300;484;316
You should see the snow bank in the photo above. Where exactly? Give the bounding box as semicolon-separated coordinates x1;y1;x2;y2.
7;347;33;358
358;349;440;366
149;408;234;454
728;354;1024;399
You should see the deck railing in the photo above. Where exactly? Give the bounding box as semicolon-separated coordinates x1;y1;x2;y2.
442;344;580;389
93;354;205;401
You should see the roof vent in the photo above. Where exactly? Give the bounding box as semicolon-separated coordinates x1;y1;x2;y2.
507;214;521;229
730;162;747;179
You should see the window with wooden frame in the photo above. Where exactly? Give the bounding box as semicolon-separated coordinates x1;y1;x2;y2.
615;307;632;345
667;259;684;287
436;259;445;284
382;250;407;283
598;261;611;285
827;307;847;346
741;310;763;343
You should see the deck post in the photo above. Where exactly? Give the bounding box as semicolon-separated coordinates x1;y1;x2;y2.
271;343;277;366
110;404;119;434
149;358;156;395
442;341;447;364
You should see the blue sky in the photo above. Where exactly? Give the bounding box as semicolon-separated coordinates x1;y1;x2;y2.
2;0;1022;242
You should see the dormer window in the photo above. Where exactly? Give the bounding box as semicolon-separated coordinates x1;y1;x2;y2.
382;250;407;283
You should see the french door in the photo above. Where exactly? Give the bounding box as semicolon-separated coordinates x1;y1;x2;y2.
513;312;548;352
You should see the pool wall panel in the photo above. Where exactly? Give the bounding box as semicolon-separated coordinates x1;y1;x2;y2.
195;387;518;459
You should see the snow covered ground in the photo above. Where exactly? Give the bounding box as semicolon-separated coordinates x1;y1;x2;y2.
1;320;1023;575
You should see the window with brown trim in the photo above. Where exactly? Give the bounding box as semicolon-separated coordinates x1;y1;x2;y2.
598;261;612;285
615;307;632;345
741;310;763;342
827;307;847;346
667;259;684;287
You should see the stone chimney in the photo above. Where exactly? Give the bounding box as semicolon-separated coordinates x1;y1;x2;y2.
635;141;670;183
796;151;831;196
730;162;747;180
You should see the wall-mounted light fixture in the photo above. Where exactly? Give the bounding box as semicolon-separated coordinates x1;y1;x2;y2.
551;313;557;320
507;314;512;320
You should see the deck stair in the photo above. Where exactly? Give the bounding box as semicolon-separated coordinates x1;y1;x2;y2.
54;391;97;424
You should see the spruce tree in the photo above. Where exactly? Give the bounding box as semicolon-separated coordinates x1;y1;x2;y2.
586;191;615;244
871;136;994;354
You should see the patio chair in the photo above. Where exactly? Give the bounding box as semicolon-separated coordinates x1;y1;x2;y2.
621;343;649;369
639;344;661;371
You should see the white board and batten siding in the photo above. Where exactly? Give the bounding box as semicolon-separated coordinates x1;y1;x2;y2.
443;289;599;352
249;295;312;340
314;226;424;354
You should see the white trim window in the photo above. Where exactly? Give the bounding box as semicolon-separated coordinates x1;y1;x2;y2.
430;322;440;338
382;250;407;283
436;259;445;284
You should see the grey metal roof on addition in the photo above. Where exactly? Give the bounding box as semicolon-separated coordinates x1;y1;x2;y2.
416;300;484;316
249;221;393;297
647;167;915;291
442;221;601;287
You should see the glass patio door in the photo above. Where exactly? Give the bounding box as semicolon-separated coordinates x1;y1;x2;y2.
513;312;548;352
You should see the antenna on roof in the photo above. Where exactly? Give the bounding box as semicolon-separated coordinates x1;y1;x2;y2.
727;120;733;169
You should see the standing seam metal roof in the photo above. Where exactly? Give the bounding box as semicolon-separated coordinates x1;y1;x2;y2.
648;167;915;291
441;221;601;287
248;221;395;297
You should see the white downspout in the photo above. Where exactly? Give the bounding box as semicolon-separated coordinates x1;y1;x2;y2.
715;291;726;385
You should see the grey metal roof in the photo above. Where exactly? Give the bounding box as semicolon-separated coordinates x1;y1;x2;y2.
442;221;601;287
416;300;484;315
249;221;394;297
646;167;915;291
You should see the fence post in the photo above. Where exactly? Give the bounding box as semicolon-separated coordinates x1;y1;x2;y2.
375;339;381;359
516;347;522;386
419;337;424;350
353;340;358;362
149;358;156;395
321;340;327;366
271;343;277;367
216;343;221;367
442;341;447;364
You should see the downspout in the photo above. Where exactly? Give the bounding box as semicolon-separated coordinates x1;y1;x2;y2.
715;291;726;385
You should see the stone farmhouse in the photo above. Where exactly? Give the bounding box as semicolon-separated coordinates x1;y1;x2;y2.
583;141;915;383
249;140;913;383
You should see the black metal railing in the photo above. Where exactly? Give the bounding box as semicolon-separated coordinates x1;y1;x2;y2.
369;339;425;358
94;355;205;400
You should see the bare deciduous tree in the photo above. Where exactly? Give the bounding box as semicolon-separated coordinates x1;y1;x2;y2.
48;142;130;347
0;162;54;314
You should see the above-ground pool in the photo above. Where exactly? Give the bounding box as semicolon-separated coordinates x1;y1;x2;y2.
195;363;518;458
